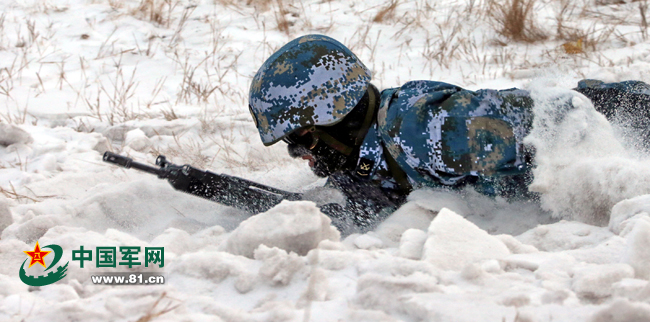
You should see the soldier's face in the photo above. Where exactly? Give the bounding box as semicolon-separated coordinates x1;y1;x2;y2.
285;129;349;177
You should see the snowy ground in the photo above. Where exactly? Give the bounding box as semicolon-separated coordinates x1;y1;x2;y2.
2;0;650;321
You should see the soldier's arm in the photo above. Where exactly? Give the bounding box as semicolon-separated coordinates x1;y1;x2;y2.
320;171;406;232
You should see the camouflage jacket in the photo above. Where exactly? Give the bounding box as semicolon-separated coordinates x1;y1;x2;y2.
352;80;536;198
350;79;650;199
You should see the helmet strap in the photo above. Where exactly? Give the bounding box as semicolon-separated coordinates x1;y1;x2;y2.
312;85;378;156
355;84;378;146
311;129;353;155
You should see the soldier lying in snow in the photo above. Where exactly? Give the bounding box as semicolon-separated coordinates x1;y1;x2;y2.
248;34;650;228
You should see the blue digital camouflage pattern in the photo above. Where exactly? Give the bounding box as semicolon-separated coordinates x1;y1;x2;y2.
249;34;371;146
357;81;535;194
357;79;650;196
248;35;650;199
577;79;650;95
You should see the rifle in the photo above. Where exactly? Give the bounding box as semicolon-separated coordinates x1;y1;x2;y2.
102;152;402;231
102;152;302;214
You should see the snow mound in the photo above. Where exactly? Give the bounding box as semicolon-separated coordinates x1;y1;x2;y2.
170;250;256;293
354;272;440;314
255;244;306;286
2;213;71;243
422;208;510;270
0;196;12;234
150;228;194;255
516;221;613;252
572;263;635;298
383;188;554;238
612;278;649;300
353;233;383;249
74;179;240;239
0;124;33;147
374;187;553;247
399;228;428;259
623;219;650;279
610;195;650;235
124;129;152;152
223;201;340;258
591;298;650;322
374;202;437;244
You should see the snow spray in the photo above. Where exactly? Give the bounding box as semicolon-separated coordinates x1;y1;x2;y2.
525;79;650;226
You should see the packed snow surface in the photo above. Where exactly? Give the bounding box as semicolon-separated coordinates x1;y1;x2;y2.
2;0;650;321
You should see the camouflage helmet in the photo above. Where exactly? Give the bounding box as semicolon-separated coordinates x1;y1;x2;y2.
249;34;372;146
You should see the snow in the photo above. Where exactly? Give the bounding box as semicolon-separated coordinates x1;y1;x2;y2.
622;218;650;280
0;196;12;233
526;84;650;226
0;124;33;147
352;233;384;250
422;208;511;271
591;299;650;322
222;200;339;258
571;263;635;298
124;128;152;151
398;228;428;260
610;195;650;235
2;0;650;321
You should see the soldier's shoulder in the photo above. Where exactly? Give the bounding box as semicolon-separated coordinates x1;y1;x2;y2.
377;81;464;110
394;80;463;93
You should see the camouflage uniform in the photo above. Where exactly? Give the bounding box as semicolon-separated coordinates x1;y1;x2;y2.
576;79;650;151
354;81;535;198
249;35;650;222
352;79;650;200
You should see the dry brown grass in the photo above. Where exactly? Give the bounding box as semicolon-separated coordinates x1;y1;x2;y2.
241;0;295;35
373;0;400;23
160;106;179;121
561;24;616;52
0;182;54;203
274;0;291;35
640;0;649;40
552;0;625;54
0;104;31;124
134;0;179;27
1;185;39;202
172;52;218;105
83;58;140;126
108;0;124;9
0;13;6;50
486;0;548;43
135;292;181;322
422;22;463;70
136;0;165;26
168;5;195;47
555;0;580;41
150;133;213;169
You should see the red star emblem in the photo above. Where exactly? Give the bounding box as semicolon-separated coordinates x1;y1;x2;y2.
24;241;51;268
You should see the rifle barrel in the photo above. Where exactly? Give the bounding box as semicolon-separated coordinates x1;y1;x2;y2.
103;151;162;176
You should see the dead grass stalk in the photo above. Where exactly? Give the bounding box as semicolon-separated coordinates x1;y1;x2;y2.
373;0;400;23
135;292;181;322
274;0;291;35
486;0;548;43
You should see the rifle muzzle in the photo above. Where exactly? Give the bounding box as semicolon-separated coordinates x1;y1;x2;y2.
103;151;163;176
103;151;132;168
